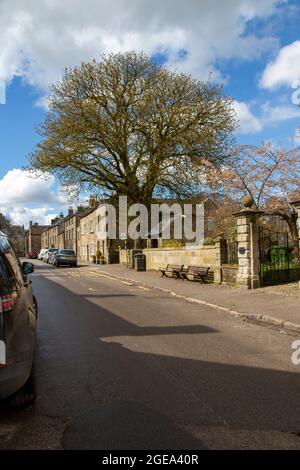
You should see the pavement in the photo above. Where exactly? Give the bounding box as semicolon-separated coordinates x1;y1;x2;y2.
1;260;300;450
78;262;300;335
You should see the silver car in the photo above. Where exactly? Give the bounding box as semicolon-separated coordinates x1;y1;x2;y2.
53;249;77;267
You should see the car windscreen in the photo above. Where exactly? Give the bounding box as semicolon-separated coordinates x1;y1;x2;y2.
59;251;75;255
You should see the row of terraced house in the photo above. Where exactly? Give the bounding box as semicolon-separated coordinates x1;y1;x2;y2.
39;197;124;264
25;196;218;264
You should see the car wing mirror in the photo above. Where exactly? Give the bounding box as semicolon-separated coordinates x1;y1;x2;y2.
22;261;34;275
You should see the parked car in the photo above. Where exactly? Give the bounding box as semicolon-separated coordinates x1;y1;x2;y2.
38;248;48;260
0;231;37;406
48;249;59;265
27;251;38;259
53;249;77;267
44;248;58;263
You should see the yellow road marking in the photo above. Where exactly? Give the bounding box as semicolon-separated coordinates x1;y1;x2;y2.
89;272;119;281
66;269;150;291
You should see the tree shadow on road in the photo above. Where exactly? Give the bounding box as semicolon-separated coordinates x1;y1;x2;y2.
1;271;300;450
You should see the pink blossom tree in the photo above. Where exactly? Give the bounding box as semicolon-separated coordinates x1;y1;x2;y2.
211;143;300;262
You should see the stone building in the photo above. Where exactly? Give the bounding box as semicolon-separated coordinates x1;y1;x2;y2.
41;228;49;249
76;206;99;262
64;207;77;251
58;218;65;250
42;213;64;249
76;200;123;263
25;221;50;254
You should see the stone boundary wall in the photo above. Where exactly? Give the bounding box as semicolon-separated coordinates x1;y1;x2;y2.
119;246;216;271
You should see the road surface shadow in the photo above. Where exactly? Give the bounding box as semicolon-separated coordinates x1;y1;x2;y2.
1;271;300;450
63;400;206;450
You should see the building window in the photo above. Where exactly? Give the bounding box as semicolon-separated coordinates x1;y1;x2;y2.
90;221;94;233
90;243;95;256
207;217;215;231
82;224;86;235
82;245;86;257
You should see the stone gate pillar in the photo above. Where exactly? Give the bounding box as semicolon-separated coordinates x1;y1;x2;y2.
233;198;264;290
214;234;227;284
291;199;300;242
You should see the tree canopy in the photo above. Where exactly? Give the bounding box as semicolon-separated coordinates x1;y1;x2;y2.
29;51;236;206
209;142;300;261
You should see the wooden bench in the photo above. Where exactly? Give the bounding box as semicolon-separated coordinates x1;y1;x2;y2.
159;264;184;278
179;266;210;283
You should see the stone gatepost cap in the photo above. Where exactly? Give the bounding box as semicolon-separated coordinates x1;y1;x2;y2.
232;208;265;217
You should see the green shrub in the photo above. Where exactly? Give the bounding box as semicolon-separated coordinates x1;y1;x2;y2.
162;240;183;248
203;237;215;246
96;250;102;259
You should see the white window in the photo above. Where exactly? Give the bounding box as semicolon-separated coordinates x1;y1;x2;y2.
82;245;86;257
82;224;86;235
90;221;94;233
90;243;95;256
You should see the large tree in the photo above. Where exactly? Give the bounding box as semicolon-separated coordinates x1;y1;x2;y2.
29;51;236;207
210;143;300;261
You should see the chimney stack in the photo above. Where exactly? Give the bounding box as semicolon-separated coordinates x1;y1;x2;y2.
88;195;98;208
68;207;74;216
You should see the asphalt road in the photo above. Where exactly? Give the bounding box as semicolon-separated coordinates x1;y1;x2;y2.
0;259;300;450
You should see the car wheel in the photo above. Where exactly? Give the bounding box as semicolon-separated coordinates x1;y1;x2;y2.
9;362;36;408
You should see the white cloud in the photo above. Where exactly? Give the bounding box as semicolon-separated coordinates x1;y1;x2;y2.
0;0;281;95
260;40;300;89
0;169;64;205
233;101;263;134
261;102;300;123
233;99;300;135
0;169;73;227
4;206;58;228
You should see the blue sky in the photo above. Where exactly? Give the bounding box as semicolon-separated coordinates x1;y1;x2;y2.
1;0;300;226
